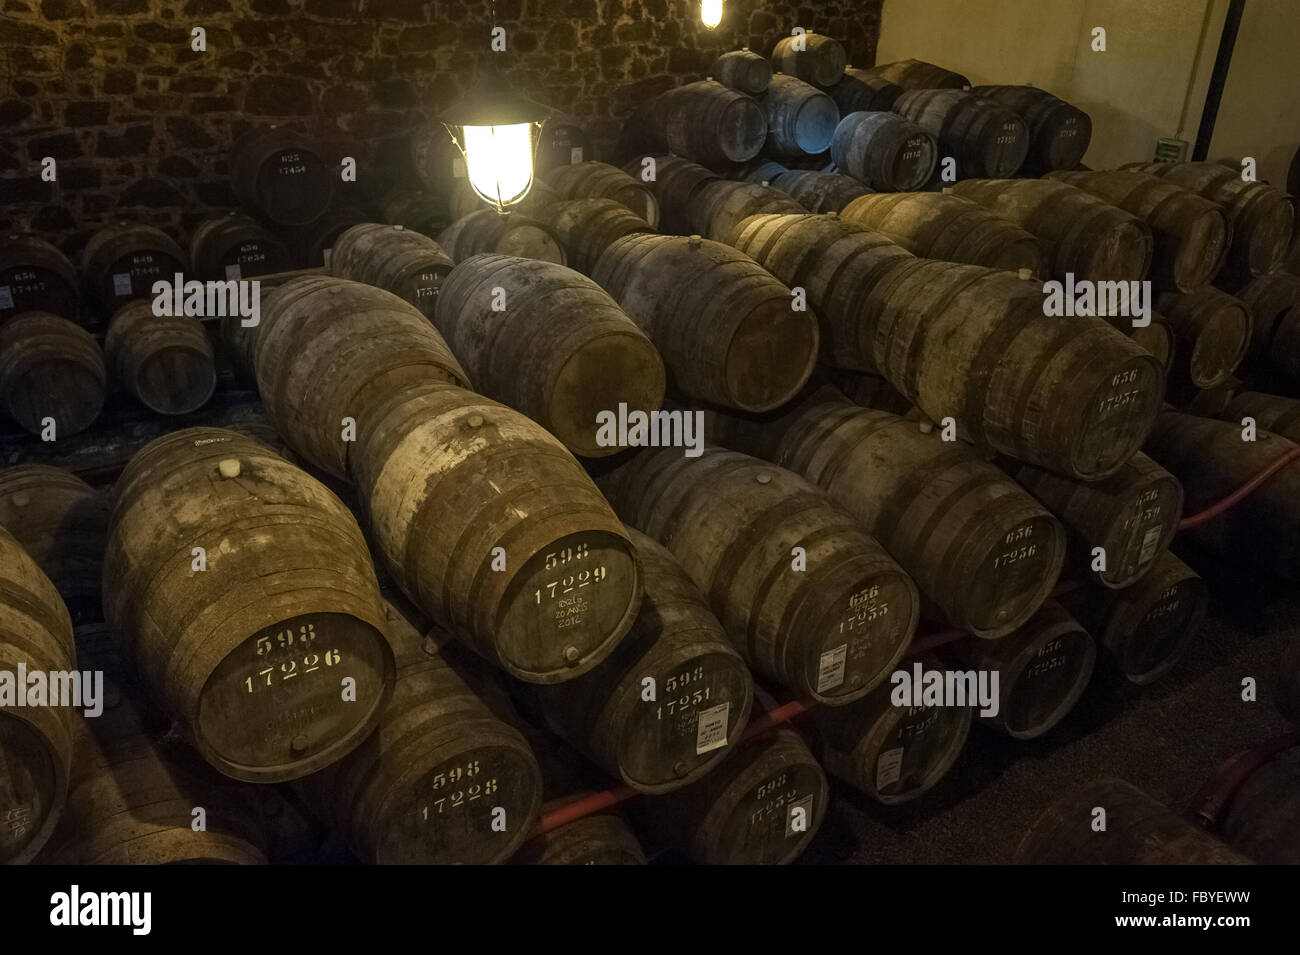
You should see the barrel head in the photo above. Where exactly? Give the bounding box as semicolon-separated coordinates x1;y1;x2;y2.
0;712;62;864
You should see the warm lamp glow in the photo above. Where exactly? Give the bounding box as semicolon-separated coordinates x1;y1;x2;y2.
463;122;536;208
701;0;723;29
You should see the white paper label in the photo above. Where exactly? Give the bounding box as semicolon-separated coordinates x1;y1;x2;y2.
695;701;730;755
785;794;814;837
1138;525;1162;566
112;273;131;296
816;644;848;693
225;263;242;280
322;248;332;267
0;286;13;309
452;157;467;178
570;146;584;164
876;746;904;791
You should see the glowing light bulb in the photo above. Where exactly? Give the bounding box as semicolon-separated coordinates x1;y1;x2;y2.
462;122;535;209
701;0;723;29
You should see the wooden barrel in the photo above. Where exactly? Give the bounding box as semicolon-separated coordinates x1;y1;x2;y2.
0;312;106;437
306;603;543;864
726;158;790;185
230;124;336;226
1146;411;1300;578
818;367;913;414
1123;160;1294;283
327;222;454;319
353;380;643;683
0;465;108;616
639;727;826;864
812;655;972;804
450;178;560;222
865;58;971;91
871;259;1166;478
1131;317;1176;374
972;85;1091;173
289;206;371;268
1222;758;1300;864
437;209;566;265
1155;287;1252;389
1013;452;1183;590
408;120;462;194
78;221;187;316
591;233;819;411
894;89;1030;179
948;600;1095;739
620;154;717;235
105;300;217;416
760;75;841;158
543;161;661;229
688;180;808;243
541;199;656;275
841;192;1045;274
102;427;395;782
829;111;937;191
769;170;872;213
648;80;767;165
1048;170;1229;292
536;120;591;175
383;185;447;235
1233;272;1300;379
728;213;913;373
771;33;847;88
828;67;903;115
521;529;752;792
0;524;75;865
188;211;292;281
250;276;470;478
710;48;772;95
600;448;919;703
708;394;1064;638
0;234;79;321
45;675;267;865
1016;777;1252;864
950;178;1153;281
435;254;666;458
514;812;646;864
1222;390;1300;442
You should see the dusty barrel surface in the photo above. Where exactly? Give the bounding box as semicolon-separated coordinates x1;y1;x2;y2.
1047;170;1228;292
353;380;643;684
102;427;395;782
188;212;292;281
435;254;666;458
818;368;913;414
647;80;767;165
865;259;1166;478
1155;287;1252;389
0;312;106;437
620;155;717;235
689;179;808;242
230;125;336;226
521;529;753;793
0;465;108;616
79;221;188;316
1222;390;1300;442
0;234;79;321
1130;317;1176;374
728;213;913;372
1145;411;1300;579
828;67;904;115
514;812;647;865
864;58;971;90
972;85;1092;173
106;300;217;416
437;209;566;265
327;222;454;319
637;727;828;865
770;33;847;88
591;233;818;411
812;655;972;804
306;604;543;864
1233;272;1300;379
950;178;1153;282
600;448;919;704
894;89;1030;179
1124;160;1295;283
947;600;1096;740
249;276;470;478
829;111;937;192
1013;452;1183;590
540;199;655;275
0;524;75;865
1016;777;1252;864
709;395;1065;638
841;191;1044;274
728;158;790;184
769;170;872;213
1222;758;1300;864
711;48;772;95
760;75;841;158
543;161;660;229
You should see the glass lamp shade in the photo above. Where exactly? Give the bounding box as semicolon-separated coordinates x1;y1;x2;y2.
701;0;723;28
461;122;537;209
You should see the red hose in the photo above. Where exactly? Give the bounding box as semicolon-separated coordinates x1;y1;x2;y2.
1178;445;1300;530
1188;730;1300;828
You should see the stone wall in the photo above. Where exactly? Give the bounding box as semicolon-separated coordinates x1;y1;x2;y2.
0;0;881;252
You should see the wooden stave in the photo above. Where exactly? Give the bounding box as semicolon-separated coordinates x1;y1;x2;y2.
513;812;646;864
710;48;772;95
760;75;842;159
769;170;873;214
770;33;848;88
863;58;971;91
542;161;661;230
1232;272;1300;379
105;300;217;416
0;312;106;437
649;81;768;166
540;198;656;276
689;179;809;243
437;209;567;266
893;89;1031;180
828;68;904;116
188;212;293;281
78;222;188;317
327;222;454;320
0;234;80;321
1155;287;1253;390
972;85;1092;173
229;125;336;227
619;154;718;236
829;111;938;192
